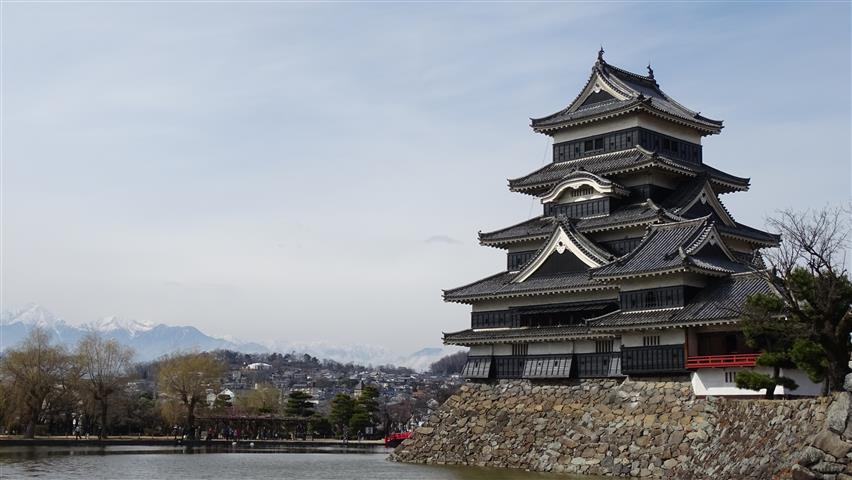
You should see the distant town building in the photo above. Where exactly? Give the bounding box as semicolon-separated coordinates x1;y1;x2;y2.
443;50;821;396
246;362;272;370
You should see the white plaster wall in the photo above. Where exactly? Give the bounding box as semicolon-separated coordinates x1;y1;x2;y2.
528;342;574;355
780;369;824;396
574;340;596;354
691;368;823;397
550;114;703;145
551;116;638;143
554;192;607;205
621;329;685;347
468;345;493;356
506;240;547;254
493;344;513;356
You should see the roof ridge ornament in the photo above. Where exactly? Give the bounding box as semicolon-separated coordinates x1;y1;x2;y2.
647;63;654;80
597;46;605;63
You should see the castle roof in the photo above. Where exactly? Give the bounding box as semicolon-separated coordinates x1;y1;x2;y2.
589;272;774;330
591;217;750;280
507;147;750;196
531;54;723;135
443;271;773;345
442;270;614;304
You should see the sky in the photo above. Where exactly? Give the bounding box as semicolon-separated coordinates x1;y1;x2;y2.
1;2;850;355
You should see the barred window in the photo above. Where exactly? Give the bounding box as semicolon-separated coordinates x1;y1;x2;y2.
595;340;614;353
642;335;660;347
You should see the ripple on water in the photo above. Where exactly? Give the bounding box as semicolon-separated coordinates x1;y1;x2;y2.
0;446;604;479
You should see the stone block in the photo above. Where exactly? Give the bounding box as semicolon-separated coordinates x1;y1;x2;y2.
799;446;826;466
814;431;852;459
791;464;819;480
827;394;850;434
812;461;846;474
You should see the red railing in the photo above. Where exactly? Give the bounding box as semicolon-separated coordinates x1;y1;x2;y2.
384;431;411;447
686;353;760;369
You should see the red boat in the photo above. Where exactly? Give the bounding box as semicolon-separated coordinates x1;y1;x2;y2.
384;431;411;448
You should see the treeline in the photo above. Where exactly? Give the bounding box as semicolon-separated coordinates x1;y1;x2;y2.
429;351;467;376
0;328;396;439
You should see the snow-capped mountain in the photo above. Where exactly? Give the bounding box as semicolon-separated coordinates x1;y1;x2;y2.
85;316;155;337
1;304;460;370
0;304;266;361
1;303;85;346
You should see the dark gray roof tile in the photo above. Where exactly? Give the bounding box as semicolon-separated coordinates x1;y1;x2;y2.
443;270;611;304
531;60;722;134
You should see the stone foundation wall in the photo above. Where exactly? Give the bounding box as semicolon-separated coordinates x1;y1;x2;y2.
391;379;834;479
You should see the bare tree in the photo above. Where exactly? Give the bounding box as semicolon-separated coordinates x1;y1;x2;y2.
76;333;134;438
762;205;852;392
156;352;224;437
0;328;72;438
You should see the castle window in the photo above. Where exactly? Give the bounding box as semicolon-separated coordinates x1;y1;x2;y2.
512;344;528;356
724;371;737;384
584;140;594;151
594;138;604;150
644;291;657;308
595;340;614;353
643;335;660;347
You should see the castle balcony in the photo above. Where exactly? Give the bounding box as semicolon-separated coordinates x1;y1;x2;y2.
621;344;686;375
575;352;622;378
685;353;759;369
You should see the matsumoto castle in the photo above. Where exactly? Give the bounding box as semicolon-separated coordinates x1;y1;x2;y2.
443;50;820;397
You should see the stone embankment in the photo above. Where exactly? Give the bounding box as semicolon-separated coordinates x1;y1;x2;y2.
391;378;839;479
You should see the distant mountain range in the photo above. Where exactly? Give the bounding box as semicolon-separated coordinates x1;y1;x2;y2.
0;304;461;370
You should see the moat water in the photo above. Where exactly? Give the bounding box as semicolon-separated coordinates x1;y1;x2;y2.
0;445;605;479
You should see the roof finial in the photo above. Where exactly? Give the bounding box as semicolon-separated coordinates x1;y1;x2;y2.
597;46;605;63
647;62;654;80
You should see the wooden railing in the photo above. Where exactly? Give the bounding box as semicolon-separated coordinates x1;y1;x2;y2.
685;354;759;369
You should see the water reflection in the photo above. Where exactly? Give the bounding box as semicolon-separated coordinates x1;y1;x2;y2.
0;446;603;480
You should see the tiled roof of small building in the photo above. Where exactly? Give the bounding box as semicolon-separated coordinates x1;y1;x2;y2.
507;147;749;196
530;57;723;135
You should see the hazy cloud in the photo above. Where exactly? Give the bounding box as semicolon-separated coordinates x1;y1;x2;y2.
2;3;849;355
425;235;462;245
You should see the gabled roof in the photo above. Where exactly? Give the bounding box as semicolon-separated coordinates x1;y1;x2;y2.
531;53;723;136
589;271;774;330
512;219;613;282
507;147;750;196
591;216;752;280
539;170;629;203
